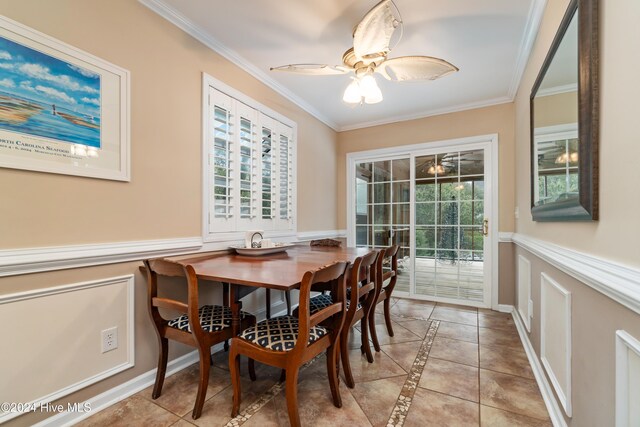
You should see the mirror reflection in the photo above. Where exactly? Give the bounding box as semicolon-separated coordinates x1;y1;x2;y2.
532;10;578;207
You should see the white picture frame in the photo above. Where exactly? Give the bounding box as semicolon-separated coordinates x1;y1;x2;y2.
0;15;130;181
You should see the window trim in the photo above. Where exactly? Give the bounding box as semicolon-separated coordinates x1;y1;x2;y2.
202;73;297;244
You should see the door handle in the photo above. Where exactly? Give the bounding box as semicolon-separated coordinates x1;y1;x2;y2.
483;219;489;237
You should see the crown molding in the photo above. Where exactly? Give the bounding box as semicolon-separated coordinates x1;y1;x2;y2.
138;0;339;131
140;0;545;134
508;0;548;99
337;96;513;132
536;83;578;97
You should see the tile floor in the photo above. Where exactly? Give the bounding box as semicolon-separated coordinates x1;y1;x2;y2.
78;299;551;427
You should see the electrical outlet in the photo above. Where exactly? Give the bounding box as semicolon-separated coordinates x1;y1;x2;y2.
101;327;118;353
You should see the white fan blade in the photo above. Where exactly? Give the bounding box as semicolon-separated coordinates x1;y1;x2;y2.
270;64;349;75
377;56;459;81
353;0;400;60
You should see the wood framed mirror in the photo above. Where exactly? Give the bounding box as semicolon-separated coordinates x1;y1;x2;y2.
530;0;599;221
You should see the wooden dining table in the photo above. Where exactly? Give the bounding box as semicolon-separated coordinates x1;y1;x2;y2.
176;244;372;335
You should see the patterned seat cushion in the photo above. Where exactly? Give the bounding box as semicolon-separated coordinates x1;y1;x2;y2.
308;293;361;315
167;305;248;333
238;315;328;351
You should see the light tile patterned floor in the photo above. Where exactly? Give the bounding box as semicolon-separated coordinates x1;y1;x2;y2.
78;300;551;427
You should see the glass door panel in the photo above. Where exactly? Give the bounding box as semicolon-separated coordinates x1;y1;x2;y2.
414;149;486;303
351;146;489;306
355;157;412;293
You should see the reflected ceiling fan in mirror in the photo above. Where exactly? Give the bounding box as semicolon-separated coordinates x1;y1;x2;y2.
270;0;459;105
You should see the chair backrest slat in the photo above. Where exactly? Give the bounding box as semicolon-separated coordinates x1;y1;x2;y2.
346;250;379;320
374;245;399;301
144;258;203;335
153;297;188;313
295;261;349;354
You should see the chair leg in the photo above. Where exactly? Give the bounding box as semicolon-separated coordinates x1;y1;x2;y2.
284;368;301;427
248;358;256;381
279;369;286;382
266;288;271;319
327;343;343;407
192;346;211;420
340;329;355;388
360;317;374;363
285;290;292;316
229;347;242;417
210;353;214;366
152;337;168;399
383;297;394;337
369;305;381;352
224;340;229;352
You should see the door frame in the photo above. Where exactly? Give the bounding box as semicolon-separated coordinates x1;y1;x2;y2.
346;134;499;309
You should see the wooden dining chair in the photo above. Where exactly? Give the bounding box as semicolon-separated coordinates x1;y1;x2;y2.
294;250;379;388
337;251;379;387
143;258;256;419
229;261;350;427
369;245;399;352
264;239;341;318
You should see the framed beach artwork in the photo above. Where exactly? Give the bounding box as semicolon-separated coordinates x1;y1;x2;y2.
0;16;130;181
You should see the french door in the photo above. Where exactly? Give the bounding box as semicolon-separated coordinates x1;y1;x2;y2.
348;137;496;308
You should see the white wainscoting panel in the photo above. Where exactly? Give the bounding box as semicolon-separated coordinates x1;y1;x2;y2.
616;330;640;427
0;275;135;424
517;254;532;332
540;273;572;417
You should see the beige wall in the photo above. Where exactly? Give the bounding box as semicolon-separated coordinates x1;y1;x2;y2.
336;102;516;232
516;246;640;426
514;0;640;267
0;1;335;425
512;0;640;425
0;0;339;250
534;90;578;128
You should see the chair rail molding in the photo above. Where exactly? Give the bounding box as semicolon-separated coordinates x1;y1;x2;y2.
0;229;347;277
510;233;640;316
0;237;203;277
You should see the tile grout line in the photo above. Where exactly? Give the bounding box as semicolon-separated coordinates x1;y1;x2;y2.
386;319;439;427
223;356;321;427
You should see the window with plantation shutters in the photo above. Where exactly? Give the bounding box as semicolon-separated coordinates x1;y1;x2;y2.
204;76;296;241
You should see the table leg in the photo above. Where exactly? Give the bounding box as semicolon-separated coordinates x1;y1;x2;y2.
228;283;242;337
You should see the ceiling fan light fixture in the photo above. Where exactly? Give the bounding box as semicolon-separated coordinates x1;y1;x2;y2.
343;79;362;104
359;74;383;104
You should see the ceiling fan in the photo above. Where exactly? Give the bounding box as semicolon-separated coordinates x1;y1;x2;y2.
270;0;458;105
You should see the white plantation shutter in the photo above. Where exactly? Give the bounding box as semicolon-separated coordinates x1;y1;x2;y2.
260;114;277;224
235;101;259;228
209;88;234;231
204;78;296;240
277;122;294;229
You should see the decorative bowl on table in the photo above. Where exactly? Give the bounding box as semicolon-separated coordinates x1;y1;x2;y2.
231;243;295;256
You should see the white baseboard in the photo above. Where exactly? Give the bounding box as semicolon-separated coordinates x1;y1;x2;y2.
32;305;290;426
496;304;514;313
31;346;207;427
512;309;568;427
